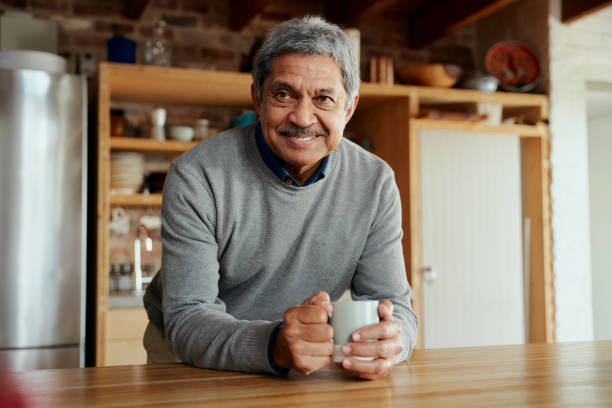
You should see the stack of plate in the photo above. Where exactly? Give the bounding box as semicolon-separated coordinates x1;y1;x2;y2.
111;152;144;194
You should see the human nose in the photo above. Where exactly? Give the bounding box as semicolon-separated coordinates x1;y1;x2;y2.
289;99;317;128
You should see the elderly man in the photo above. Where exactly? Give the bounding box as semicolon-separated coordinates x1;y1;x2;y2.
143;15;418;380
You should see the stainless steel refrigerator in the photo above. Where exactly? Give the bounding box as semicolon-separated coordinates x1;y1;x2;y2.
0;65;87;371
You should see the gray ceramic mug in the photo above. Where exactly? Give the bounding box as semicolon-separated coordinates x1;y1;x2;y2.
329;300;380;362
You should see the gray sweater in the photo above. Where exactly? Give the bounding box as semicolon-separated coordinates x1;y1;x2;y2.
144;123;418;374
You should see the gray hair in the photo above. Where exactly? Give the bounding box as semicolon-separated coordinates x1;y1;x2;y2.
252;16;360;109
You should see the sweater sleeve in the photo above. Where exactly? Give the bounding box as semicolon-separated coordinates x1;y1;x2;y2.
350;169;419;362
160;163;281;374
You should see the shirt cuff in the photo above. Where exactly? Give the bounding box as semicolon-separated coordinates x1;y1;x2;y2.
267;322;290;377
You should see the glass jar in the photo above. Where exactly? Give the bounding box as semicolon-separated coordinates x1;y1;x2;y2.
110;109;126;137
118;263;134;292
108;207;132;294
194;118;210;140
134;213;162;293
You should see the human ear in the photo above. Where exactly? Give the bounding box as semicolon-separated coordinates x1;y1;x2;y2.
344;95;359;123
251;84;262;116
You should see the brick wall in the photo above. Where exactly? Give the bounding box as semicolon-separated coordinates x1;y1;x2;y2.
0;0;481;134
0;0;476;79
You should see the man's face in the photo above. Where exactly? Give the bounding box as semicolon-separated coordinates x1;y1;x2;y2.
252;53;358;183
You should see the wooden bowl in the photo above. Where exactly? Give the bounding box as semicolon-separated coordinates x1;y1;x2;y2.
397;64;462;87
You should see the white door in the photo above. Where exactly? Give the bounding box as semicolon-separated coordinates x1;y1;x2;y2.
419;129;525;348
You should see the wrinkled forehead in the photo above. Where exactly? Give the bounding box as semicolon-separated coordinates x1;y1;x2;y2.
266;53;346;92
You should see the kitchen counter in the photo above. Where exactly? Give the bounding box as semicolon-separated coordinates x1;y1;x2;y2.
3;341;611;407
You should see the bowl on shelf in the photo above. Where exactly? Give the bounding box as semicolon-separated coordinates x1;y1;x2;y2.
110;152;144;194
169;125;194;142
396;64;462;87
458;74;500;93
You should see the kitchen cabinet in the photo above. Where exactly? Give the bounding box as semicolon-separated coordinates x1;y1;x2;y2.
351;87;552;347
96;62;552;365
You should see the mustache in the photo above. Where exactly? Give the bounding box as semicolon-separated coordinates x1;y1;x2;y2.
276;126;329;137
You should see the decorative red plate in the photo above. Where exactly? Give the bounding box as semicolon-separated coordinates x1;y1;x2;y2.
485;41;539;92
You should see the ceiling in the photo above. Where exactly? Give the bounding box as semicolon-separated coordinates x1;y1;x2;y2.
123;0;612;49
237;0;520;48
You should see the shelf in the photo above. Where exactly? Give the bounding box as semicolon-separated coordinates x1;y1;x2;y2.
110;193;162;206
101;62;548;114
411;119;547;138
102;62;252;106
413;86;548;108
110;137;199;153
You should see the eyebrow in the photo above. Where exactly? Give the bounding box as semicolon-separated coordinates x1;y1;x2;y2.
271;81;337;95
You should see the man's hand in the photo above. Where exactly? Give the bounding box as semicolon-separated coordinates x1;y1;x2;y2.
272;291;334;375
338;300;403;380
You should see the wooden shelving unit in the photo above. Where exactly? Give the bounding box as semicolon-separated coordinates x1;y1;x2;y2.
109;193;163;207
96;63;258;366
96;62;554;365
110;137;199;153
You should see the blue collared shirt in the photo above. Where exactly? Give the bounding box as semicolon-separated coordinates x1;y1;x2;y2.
255;122;330;187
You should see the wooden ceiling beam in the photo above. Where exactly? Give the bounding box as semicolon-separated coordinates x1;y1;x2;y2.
124;0;150;21
562;0;612;24
325;0;397;27
229;0;272;31
407;0;518;49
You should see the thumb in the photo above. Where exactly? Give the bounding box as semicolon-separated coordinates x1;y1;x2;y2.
303;291;332;313
378;299;394;321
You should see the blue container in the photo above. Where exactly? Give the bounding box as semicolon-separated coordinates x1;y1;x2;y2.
232;110;256;127
107;36;136;64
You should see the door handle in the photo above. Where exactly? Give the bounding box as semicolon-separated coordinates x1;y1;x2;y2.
422;266;437;284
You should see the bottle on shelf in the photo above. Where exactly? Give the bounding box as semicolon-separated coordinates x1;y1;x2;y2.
145;19;172;67
149;107;166;141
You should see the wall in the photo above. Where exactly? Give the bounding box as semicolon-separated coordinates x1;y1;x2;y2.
547;1;612;341
586;91;612;340
470;0;612;341
0;0;478;134
0;0;477;79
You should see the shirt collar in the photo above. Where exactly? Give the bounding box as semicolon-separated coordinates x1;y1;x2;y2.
255;121;330;187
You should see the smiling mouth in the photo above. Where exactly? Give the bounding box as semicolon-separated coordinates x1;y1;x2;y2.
276;126;328;139
291;134;317;141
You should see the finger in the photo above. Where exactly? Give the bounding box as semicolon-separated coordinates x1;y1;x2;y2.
340;357;394;380
341;338;403;360
298;305;330;325
352;320;400;342
287;338;335;358
378;300;394;321
284;305;328;325
302;291;332;313
293;355;332;376
283;321;333;343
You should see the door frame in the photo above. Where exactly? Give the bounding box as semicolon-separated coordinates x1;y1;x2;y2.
408;119;554;347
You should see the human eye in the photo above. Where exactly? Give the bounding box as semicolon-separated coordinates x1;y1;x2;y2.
317;95;334;104
274;90;291;100
315;94;337;109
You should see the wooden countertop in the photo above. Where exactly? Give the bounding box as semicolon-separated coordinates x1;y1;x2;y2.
4;341;611;407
